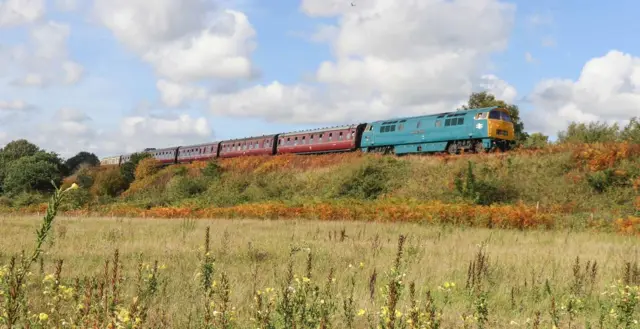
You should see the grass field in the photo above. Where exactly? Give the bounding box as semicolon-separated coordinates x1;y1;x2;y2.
1;213;639;328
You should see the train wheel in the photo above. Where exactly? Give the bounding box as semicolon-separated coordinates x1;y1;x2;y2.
473;142;485;154
447;143;458;155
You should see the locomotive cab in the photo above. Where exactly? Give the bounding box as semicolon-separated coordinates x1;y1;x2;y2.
475;108;515;142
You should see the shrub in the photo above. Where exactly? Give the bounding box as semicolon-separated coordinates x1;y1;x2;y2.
454;161;517;205
335;157;406;200
558;121;620;144
166;176;208;202
0;195;12;207
93;168;128;197
201;160;223;179
585;169;628;193
522;132;549;149
63;188;92;209
135;157;161;180
12;192;43;207
73;165;95;188
120;152;152;184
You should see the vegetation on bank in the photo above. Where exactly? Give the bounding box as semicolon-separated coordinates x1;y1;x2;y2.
0;91;639;232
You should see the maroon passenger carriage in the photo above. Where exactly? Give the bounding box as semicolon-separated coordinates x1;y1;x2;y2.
218;134;278;158
177;142;219;163
146;147;179;165
276;124;367;155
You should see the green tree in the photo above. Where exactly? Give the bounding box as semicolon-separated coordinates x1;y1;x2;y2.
459;91;527;143
557;121;620;144
620;117;640;144
0;139;41;193
0;139;40;161
64;151;100;174
2;154;63;195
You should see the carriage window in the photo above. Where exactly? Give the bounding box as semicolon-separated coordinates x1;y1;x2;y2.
347;133;351;139
489;110;501;119
319;133;323;142
417;121;422;128
398;123;404;131
445;119;451;127
329;133;333;141
310;134;314;143
457;118;464;125
338;132;343;140
390;125;396;132
302;136;306;144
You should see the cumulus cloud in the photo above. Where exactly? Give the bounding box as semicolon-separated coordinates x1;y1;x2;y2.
157;79;207;107
0;99;35;111
479;74;517;104
94;0;257;82
3;20;84;87
210;0;516;124
7;108;213;158
0;0;45;27
63;61;84;84
55;0;77;12
526;50;640;135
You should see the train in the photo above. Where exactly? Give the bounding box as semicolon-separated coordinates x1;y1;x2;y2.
99;106;516;166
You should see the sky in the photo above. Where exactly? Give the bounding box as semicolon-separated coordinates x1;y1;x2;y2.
0;0;639;159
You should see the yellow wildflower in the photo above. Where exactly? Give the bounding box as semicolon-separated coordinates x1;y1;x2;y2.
38;313;48;322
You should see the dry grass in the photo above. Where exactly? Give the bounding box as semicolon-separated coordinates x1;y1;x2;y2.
1;215;639;328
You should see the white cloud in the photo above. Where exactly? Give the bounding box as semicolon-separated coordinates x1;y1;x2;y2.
527;13;553;27
94;0;256;82
525;52;536;63
210;0;516;123
527;50;640;135
56;108;90;122
0;0;45;27
121;114;210;138
157;79;207;107
93;0;214;51
112;114;213;154
2;20;84;87
541;36;556;48
0;99;34;111
479;74;517;104
55;0;77;12
63;61;84;84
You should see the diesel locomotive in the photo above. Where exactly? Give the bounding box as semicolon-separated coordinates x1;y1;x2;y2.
99;106;515;166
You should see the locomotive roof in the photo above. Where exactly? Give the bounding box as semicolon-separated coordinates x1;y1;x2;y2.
369;106;501;124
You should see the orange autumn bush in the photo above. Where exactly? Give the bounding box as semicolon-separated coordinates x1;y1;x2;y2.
135;157;162;180
571;142;640;172
614;216;640;235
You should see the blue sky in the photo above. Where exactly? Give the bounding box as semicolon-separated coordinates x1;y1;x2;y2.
0;0;639;158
